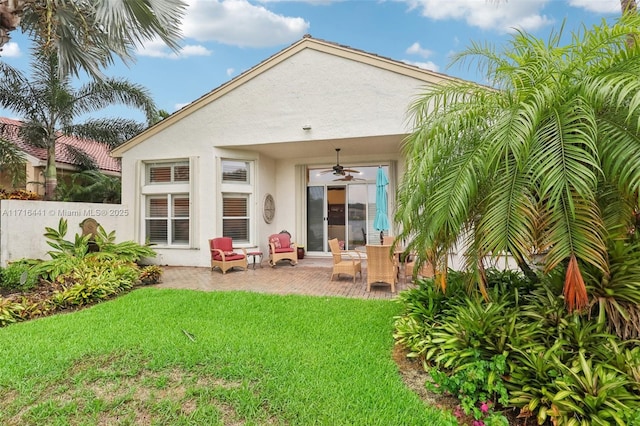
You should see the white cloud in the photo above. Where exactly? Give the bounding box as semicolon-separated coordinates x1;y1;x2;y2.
403;0;553;33
568;0;619;14
258;0;339;4
226;68;235;76
174;102;192;111
402;59;439;72
180;45;213;57
183;0;310;47
0;42;21;58
137;38;212;59
406;42;433;58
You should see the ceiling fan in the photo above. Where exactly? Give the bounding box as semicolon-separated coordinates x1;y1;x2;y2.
320;148;360;176
333;171;365;182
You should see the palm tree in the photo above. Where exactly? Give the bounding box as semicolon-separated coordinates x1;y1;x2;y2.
0;46;157;199
55;169;121;203
0;0;185;78
396;14;640;312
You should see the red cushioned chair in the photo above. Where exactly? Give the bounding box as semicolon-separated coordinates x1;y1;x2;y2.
267;233;298;267
209;237;248;274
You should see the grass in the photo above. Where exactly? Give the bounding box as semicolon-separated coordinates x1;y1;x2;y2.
0;288;457;425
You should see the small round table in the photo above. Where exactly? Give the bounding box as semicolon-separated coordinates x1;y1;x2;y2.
247;251;263;269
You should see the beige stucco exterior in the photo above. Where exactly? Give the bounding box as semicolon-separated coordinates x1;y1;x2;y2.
113;36;464;267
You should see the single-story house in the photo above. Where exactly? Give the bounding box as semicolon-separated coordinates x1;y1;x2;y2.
0;117;121;196
111;35;467;267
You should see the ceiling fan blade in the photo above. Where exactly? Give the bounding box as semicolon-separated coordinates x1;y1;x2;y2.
342;168;360;174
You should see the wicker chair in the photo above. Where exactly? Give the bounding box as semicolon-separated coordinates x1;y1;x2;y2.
328;238;362;283
404;253;435;283
366;244;398;292
209;237;248;274
268;233;298;267
382;235;395;246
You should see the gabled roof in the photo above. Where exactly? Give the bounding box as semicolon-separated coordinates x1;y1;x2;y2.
0;117;121;173
111;35;467;157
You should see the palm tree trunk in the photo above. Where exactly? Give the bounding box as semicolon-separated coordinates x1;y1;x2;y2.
44;142;57;200
621;0;638;47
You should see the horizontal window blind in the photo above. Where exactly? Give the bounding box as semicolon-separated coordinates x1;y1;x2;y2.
223;195;249;241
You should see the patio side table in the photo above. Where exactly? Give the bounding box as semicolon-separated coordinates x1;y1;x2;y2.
247;251;263;269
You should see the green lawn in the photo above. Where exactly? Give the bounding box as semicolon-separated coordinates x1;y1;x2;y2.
0;288;456;425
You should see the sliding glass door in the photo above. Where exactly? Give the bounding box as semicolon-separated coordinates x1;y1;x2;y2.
306;186;325;252
306;165;389;254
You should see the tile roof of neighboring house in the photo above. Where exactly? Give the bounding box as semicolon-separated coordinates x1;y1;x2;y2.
0;117;121;173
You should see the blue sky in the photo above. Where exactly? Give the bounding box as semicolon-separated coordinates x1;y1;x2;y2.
0;0;624;122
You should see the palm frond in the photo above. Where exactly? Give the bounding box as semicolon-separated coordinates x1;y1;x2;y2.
20;0;186;79
397;13;640;309
74;78;156;124
66;119;145;148
0;137;26;187
62;144;97;170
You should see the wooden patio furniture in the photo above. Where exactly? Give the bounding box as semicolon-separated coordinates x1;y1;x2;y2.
366;244;398;292
268;233;298;267
328;238;362;283
209;237;248;274
403;253;435;283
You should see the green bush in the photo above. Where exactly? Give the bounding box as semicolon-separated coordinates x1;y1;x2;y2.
1;219;158;328
0;260;39;292
394;269;640;425
139;265;163;285
0;298;25;326
429;354;509;421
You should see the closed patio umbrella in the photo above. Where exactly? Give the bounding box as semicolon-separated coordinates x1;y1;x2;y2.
373;166;390;245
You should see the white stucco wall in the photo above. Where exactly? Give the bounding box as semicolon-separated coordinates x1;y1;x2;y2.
170;49;424;146
118;46;430;267
0;200;131;266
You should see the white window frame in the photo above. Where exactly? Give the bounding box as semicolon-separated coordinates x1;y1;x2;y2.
222;193;250;243
141;159;192;248
219;157;255;247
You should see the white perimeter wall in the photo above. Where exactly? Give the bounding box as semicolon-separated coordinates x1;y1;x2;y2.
0;200;131;266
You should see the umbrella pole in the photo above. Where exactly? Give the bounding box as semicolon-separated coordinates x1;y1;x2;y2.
380;231;384;245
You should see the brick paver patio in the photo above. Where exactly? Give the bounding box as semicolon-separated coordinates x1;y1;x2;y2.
155;256;415;299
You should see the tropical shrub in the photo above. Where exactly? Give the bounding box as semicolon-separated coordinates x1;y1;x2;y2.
55;170;121;203
139;265;163;285
429;354;509;422
93;226;156;263
0;189;40;200
395;271;640;425
43;218;91;259
0;298;25;326
581;238;640;339
0;259;39;292
1;219;158;327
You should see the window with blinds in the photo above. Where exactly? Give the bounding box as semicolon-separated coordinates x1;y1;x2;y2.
143;160;191;246
147;162;189;184
145;195;189;245
222;194;249;242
